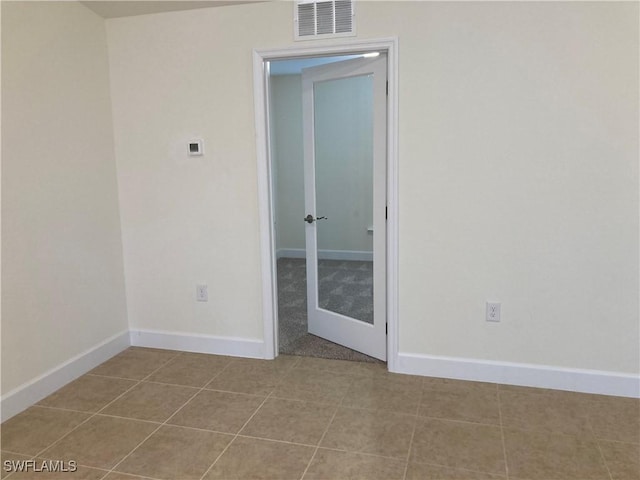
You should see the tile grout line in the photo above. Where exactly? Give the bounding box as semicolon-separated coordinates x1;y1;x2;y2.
403;411;502;428
83;351;185;413
299;374;354;480
30;350;182;463
13;355;343;479
298;407;340;480
234;434;319;450
595;438;640;446
0;449;37;457
53;464;144;480
28;405;161;425
102;472;159;480
496;384;510;480
2;437;416;477
189;352;305;479
587;411;614;480
36;390;460;428
105;355;236;478
401;377;424;480
12;349;182;478
90;372;288;399
198;391;276;480
85;373;149;382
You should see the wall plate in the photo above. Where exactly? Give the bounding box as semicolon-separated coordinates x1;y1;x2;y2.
188;139;204;156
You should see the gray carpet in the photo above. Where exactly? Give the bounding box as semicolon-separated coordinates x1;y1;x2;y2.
277;257;382;364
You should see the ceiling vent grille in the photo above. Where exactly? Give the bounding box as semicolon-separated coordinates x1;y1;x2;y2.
294;0;355;41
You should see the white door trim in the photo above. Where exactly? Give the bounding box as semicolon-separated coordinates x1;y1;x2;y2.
252;38;399;371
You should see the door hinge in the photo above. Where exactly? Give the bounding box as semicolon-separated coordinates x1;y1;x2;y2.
385;323;388;335
385;206;388;220
386;81;389;96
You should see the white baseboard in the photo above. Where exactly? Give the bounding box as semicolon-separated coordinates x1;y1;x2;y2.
0;330;130;422
276;248;305;259
394;352;640;398
3;330;636;424
129;329;265;359
276;248;373;262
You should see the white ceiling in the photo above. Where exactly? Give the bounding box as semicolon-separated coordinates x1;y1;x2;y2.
81;1;262;19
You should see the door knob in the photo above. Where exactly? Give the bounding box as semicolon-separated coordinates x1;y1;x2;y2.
304;215;327;224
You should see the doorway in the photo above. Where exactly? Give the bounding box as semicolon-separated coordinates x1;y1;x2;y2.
271;53;386;361
253;40;399;369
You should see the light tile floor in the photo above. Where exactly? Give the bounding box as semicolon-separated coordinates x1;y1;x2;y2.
2;348;638;480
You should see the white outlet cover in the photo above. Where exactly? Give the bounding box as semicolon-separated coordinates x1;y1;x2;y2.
486;302;501;322
196;284;208;302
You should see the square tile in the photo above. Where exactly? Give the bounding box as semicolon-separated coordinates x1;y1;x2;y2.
294;356;382;376
599;441;640;480
303;449;406;480
405;462;506;480
240;398;336;445
101;382;198;422
504;428;609;480
587;396;640;444
499;390;592;436
146;353;233;387
206;361;288;396
411;418;505;475
420;385;499;425
273;368;354;404
41;415;158;469
342;375;422;414
90;347;179;380
204;436;314;479
115;425;232;480
168;390;265;434
1;407;90;456
320;407;415;458
37;375;136;413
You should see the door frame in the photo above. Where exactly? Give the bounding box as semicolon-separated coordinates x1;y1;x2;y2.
252;38;399;371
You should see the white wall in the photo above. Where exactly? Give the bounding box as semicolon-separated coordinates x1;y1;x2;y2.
106;4;273;341
376;2;639;374
106;2;638;375
1;2;129;395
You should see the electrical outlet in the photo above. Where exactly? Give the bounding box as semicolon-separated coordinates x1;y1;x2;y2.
196;285;208;302
486;302;500;322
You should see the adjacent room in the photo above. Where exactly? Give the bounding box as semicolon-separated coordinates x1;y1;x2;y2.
2;1;638;479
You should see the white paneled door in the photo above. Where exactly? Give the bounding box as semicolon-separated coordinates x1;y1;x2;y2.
302;54;387;360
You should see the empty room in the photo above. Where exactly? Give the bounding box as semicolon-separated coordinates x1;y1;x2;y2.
2;1;638;479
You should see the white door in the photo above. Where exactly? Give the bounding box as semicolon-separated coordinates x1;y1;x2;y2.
302;55;387;361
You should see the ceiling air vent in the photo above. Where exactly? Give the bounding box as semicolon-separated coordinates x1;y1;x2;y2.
294;0;355;41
